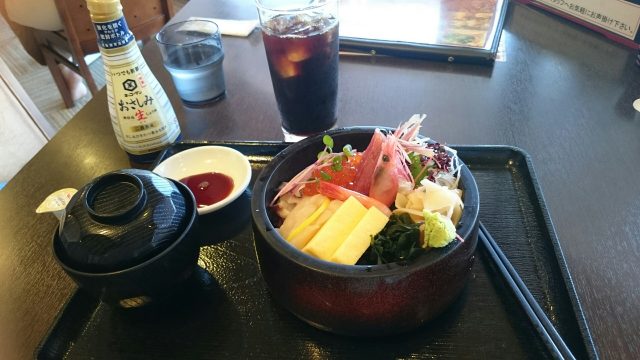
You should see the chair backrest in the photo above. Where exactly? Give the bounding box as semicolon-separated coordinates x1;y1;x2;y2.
54;0;175;54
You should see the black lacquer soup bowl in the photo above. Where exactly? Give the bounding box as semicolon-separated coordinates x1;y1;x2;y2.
53;169;200;308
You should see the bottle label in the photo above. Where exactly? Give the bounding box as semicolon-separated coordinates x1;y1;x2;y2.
95;16;181;156
93;18;134;49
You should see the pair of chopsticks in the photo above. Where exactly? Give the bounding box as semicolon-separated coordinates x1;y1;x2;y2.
478;222;577;360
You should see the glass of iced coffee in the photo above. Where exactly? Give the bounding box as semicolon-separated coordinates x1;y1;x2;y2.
256;0;339;141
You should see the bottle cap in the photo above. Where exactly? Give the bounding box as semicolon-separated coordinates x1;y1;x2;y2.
86;0;122;17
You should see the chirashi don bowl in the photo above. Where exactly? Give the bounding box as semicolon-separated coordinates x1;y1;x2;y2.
251;127;480;336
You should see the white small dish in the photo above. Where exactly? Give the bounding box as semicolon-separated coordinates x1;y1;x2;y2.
153;146;252;215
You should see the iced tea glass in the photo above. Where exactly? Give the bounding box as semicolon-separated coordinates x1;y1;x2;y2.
256;0;339;141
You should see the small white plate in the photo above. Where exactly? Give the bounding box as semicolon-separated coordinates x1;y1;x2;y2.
153;146;252;215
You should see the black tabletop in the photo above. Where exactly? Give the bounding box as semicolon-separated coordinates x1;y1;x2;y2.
1;1;638;359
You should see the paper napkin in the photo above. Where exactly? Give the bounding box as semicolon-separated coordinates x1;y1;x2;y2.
188;17;258;37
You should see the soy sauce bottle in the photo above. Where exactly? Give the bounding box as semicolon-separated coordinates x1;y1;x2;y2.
86;0;181;163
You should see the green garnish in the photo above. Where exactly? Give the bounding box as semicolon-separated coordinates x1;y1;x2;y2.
342;144;354;157
323;135;334;149
370;213;424;264
319;170;332;181
408;152;429;185
331;156;343;171
318;135;335;159
317;135;354;170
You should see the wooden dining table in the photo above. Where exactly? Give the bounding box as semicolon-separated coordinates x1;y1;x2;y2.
1;0;639;359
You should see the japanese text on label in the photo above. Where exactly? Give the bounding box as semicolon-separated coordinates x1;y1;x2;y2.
94;18;134;49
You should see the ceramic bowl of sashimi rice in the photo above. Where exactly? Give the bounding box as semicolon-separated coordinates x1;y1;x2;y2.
251;115;480;336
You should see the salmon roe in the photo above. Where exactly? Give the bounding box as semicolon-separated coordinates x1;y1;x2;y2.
302;153;362;196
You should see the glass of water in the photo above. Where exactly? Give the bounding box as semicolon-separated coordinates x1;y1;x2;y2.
156;20;226;104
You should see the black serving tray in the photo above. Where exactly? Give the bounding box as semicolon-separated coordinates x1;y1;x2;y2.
37;142;597;360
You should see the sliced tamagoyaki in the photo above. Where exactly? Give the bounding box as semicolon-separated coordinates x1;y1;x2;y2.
303;196;368;260
279;195;389;265
330;205;388;265
278;194;343;249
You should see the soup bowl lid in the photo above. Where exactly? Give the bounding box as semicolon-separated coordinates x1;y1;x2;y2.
56;169;191;273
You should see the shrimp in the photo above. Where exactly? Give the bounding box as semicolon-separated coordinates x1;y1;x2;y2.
317;181;391;216
368;135;400;207
352;128;384;195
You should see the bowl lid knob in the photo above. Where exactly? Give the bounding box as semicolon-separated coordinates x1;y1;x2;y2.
84;172;147;224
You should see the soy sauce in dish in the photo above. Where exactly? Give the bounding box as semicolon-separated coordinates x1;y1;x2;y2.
180;172;234;208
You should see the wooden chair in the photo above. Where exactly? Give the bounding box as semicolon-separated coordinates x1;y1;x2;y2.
36;0;175;108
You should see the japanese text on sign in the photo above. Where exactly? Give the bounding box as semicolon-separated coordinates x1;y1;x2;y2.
536;0;640;39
